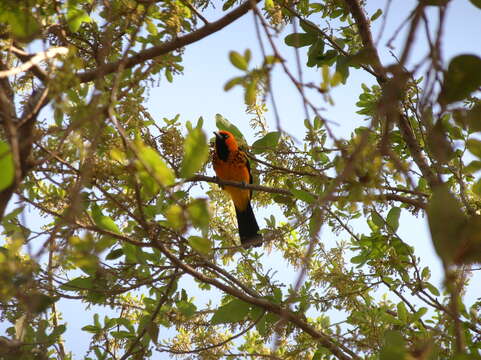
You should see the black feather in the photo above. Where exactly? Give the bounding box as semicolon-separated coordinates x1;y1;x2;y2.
235;202;262;248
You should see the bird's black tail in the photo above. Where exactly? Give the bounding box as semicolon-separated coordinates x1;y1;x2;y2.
235;202;262;248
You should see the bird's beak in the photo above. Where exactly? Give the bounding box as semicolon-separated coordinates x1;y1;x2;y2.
213;131;221;139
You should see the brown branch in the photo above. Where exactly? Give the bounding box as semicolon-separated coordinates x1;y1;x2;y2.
186;175;426;209
341;0;386;82
0;46;67;80
77;0;259;83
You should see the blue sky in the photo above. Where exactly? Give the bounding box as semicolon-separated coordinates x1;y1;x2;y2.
4;0;481;358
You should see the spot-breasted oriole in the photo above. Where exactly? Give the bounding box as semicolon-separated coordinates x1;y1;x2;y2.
212;130;262;248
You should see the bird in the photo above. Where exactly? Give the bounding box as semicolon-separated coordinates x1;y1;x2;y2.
212;130;262;248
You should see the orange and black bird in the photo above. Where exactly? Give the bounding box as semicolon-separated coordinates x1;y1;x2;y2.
212;130;262;248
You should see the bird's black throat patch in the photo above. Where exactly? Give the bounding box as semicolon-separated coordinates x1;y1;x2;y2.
215;137;230;161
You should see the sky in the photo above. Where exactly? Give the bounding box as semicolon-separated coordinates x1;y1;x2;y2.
3;0;481;358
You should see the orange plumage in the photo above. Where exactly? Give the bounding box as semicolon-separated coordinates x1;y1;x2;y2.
212;130;261;248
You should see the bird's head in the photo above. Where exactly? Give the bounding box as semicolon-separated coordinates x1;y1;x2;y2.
214;130;238;160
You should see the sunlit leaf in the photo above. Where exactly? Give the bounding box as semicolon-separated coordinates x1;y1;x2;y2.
284;33;316;48
439;54;481;105
165;204;184;230
244;79;257;105
187;199;209;230
135;140;175;187
91;204;121;234
386;207;401;232
380;331;406;360
215;114;246;146
370;8;382;21
427;185;466;265
0;8;40;41
224;76;243;91
67;6;91;32
0;141;14;191
177;300;197;318
188;236;212;255
229;51;248;71
467;138;481;158
251;132;281;154
291;188;316;204
211;298;251;324
180;127;209;178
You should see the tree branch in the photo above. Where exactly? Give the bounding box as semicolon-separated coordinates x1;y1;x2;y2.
77;0;259;83
342;0;386;82
186;175;426;209
0;47;67;80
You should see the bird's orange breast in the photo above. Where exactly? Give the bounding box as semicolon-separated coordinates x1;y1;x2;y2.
213;151;251;211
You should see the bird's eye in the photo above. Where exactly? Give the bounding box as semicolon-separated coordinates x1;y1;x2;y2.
222;133;228;139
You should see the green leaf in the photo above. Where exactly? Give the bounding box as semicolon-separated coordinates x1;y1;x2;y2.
284;33;316;48
427;185;466;265
466;103;481;133
224;76;243;91
470;0;481;9
380;331;406;360
61;276;93;290
0;141;14;191
307;39;325;67
244;79;257;106
145;321;159;344
91;204;121;234
49;324;67;340
187;199;209;230
256;312;279;336
0;8;40;41
111;331;134;339
28;293;57;313
222;0;236;11
105;248;123;260
229;51;248;71
180;127;209;178
291;188;316;204
244;49;251;64
67;6;91;32
81;325;100;334
335;55;350;83
176;300;197;318
467;138;481;158
427;121;454;163
396;302;407;322
425;282;440;296
251;132;281;154
188;236;212;255
165;204;184;230
312;345;330;360
386;207;401;232
215;114;246;146
371;211;384;229
145;18;158;36
135;140;175;187
414;307;428;320
456;214;481;264
370;8;382;21
211;298;251;324
439;54;481;105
